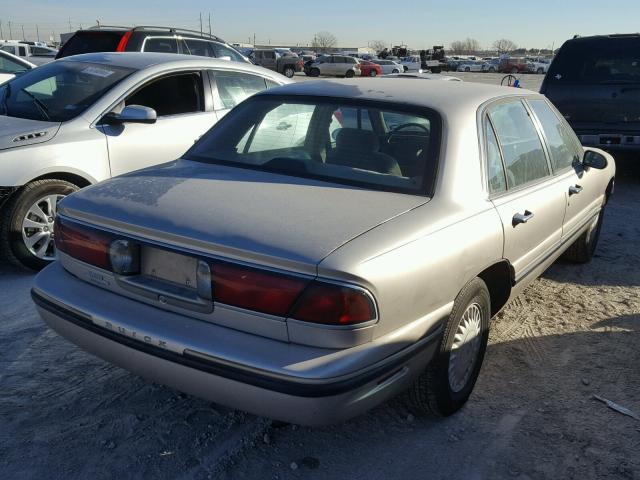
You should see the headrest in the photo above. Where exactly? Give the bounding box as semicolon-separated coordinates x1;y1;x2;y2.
335;128;379;152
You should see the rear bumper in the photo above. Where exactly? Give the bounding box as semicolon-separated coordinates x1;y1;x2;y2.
32;268;441;425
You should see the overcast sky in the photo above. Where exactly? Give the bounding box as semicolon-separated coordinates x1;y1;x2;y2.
1;0;637;49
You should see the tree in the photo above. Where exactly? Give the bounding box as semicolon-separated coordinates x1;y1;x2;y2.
492;38;517;55
312;31;337;53
450;38;481;55
369;40;387;54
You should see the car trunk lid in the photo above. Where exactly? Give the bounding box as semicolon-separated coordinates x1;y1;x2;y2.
59;159;429;271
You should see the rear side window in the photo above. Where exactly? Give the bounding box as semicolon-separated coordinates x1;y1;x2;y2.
528;99;582;172
213;71;266;109
143;37;179;54
57;31;125;58
485;119;507;194
126;72;203;116
488;100;549;188
548;37;640;84
182;39;213;57
18;46;26;56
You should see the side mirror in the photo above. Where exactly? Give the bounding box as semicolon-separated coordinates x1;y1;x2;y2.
583;150;608;170
104;105;157;125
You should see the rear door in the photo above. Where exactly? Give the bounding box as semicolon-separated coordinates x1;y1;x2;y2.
486;99;567;281
98;70;216;177
527;98;604;239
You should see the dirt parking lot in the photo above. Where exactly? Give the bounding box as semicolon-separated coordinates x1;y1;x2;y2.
1;75;638;480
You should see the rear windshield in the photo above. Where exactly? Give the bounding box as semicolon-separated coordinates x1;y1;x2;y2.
57;31;126;58
185;96;441;195
548;37;640;84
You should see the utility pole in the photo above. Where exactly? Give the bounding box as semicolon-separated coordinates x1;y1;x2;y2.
68;17;72;31
208;13;211;35
21;24;25;40
199;12;203;35
253;33;256;46
36;24;40;41
8;21;13;39
0;21;3;39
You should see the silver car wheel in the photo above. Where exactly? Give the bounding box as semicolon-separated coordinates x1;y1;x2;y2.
21;194;64;260
448;302;483;392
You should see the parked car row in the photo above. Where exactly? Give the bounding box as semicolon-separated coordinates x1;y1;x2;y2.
0;41;58;65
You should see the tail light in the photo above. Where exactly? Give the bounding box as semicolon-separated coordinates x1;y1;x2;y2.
55;217;112;270
56;218;377;326
213;262;310;316
290;282;376;325
115;30;133;52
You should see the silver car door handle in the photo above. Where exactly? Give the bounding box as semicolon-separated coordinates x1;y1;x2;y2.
512;210;534;226
569;184;583;195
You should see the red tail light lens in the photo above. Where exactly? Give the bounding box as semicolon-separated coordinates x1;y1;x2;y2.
115;30;133;52
291;282;376;325
213;262;310;316
55;217;112;270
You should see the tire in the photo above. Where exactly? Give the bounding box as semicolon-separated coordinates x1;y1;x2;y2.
392;69;400;74
403;66;408;72
283;66;295;78
537;67;544;74
408;278;490;417
562;208;604;263
1;179;78;270
465;67;470;72
369;69;377;77
309;68;320;77
511;67;518;74
489;67;496;73
345;70;355;78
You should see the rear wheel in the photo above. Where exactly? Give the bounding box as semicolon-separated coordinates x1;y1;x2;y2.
563;208;604;263
465;67;471;72
1;179;79;270
345;70;355;78
511;67;518;74
309;68;320;77
408;278;490;416
489;66;496;72
536;67;544;74
369;69;377;77
392;69;400;74
283;66;295;78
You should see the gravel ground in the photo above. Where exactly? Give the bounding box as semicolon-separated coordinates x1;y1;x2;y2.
2;74;639;479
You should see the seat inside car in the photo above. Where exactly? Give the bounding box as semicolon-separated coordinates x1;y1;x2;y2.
327;128;402;176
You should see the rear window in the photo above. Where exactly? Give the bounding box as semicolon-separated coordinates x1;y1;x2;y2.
186;97;441;195
548;37;640;84
57;31;125;58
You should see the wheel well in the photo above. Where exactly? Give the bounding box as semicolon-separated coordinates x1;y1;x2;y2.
477;261;513;316
605;178;614;204
32;172;92;189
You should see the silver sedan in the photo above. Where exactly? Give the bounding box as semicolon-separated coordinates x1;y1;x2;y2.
32;79;615;425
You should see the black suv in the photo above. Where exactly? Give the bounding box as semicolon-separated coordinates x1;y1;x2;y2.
56;25;248;63
541;34;640;154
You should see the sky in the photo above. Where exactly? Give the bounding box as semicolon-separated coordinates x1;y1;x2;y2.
1;0;639;50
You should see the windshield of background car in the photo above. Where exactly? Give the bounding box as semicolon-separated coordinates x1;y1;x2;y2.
0;61;134;122
548;37;640;84
185;96;441;195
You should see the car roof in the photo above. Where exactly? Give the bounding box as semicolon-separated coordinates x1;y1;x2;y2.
257;78;535;112
59;52;268;74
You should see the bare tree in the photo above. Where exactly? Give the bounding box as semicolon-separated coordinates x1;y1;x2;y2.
370;40;387;54
450;38;481;55
492;38;517;55
312;31;337;53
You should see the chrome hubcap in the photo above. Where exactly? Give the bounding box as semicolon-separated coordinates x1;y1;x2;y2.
21;194;64;260
448;303;483;392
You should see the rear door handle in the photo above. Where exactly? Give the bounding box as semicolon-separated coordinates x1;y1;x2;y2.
512;210;534;226
569;185;583;195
